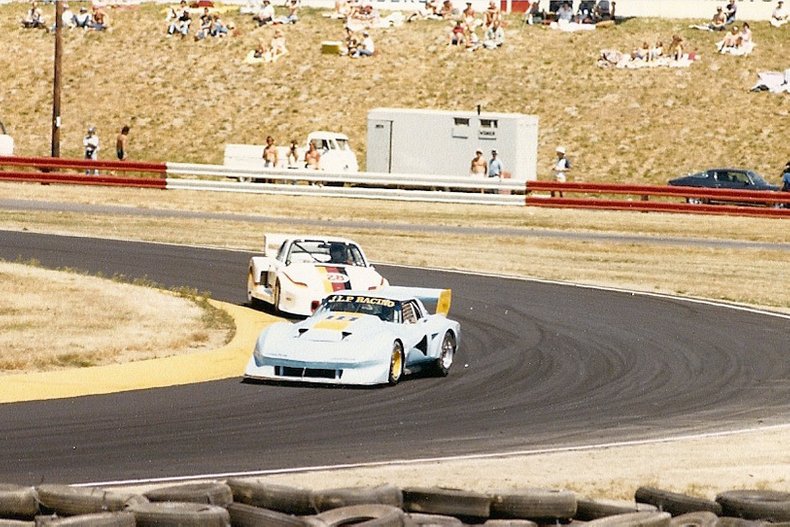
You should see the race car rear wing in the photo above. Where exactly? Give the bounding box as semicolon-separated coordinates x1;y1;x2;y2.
263;233;289;257
382;286;452;316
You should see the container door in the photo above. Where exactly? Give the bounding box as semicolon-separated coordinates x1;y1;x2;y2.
367;120;393;173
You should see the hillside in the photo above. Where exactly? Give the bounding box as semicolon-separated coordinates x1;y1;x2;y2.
1;3;788;184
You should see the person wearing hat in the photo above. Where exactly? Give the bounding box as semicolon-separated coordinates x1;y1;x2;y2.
74;5;92;28
255;0;275;25
83;126;100;175
470;149;487;177
352;30;375;57
709;5;727;31
552;146;571;197
771;1;788;28
488;149;503;178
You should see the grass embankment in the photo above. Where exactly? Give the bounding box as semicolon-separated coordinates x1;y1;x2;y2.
0;260;234;374
1;4;788;182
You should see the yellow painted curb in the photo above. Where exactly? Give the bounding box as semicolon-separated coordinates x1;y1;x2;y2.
0;301;279;404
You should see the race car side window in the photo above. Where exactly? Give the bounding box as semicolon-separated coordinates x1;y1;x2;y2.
402;301;420;324
347;245;366;266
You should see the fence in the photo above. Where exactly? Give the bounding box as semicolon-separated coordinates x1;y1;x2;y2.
1;155;789;217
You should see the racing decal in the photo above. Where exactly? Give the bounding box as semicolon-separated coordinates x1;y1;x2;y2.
313;313;360;331
318;266;352;293
326;295;396;307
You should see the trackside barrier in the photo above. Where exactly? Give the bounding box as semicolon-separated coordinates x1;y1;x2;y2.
0;156;167;189
525;181;790;218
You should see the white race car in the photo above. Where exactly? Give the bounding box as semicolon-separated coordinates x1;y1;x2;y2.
247;234;388;316
244;287;460;386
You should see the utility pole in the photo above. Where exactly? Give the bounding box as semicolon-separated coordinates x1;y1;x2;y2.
51;0;63;157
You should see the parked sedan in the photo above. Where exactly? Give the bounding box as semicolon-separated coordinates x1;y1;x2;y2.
668;168;779;205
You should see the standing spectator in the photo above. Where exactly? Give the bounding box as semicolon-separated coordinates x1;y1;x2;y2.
116;125;130;161
781;161;790;192
287;139;299;167
488;149;503;178
771;1;788;27
83;126;100;175
21;1;46;29
263;135;279;167
304;141;321;169
351;31;374;57
552;146;571;197
725;0;737;24
470;149;487;177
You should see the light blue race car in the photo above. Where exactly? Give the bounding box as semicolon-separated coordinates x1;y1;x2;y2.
244;287;460;386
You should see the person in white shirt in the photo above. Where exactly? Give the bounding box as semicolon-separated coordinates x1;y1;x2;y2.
352;31;375;57
254;0;275;25
771;0;788;27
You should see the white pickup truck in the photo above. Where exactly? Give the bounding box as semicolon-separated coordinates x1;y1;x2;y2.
224;131;359;177
0;121;14;156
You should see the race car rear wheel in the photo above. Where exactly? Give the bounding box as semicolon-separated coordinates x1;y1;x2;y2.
433;331;456;377
388;341;404;386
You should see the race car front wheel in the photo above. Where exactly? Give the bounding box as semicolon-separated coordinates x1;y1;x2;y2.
388;341;404;386
434;331;456;377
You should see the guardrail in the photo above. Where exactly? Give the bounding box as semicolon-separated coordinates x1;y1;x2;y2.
2;156;789;217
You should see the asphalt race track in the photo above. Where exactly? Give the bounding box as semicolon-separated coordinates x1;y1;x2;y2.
0;230;788;485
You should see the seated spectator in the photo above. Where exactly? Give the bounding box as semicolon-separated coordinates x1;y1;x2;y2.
90;5;109;30
351;30;374;57
52;2;76;30
575;0;595;24
438;0;455;19
210;14;228;37
483;0;500;28
465;27;481;51
593;0;611;22
462;1;479;28
740;21;752;43
719;25;740;51
21;1;46;29
194;9;212;39
709;6;727;30
274;0;298;24
771;0;788;27
245;39;272;63
448;20;465;45
666;34;683;60
556;2;573;23
725;0;737;24
648;39;663;60
270;28;287;59
632;41;650;61
74;6;93;28
525;1;544;24
483;19;504;48
342;25;359;55
254;0;275;25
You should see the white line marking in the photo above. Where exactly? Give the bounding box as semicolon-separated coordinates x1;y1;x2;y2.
78;423;790;488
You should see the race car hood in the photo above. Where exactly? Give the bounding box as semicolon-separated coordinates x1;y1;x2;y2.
281;263;386;295
291;312;382;343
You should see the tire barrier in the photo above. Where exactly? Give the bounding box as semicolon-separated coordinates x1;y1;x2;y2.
715;490;790;522
0;485;39;520
34;512;136;527
0;482;788;527
36;486;147;517
125;502;230;527
490;489;577;521
576;498;657;521
144;483;233;508
226;479;315;516
311;485;403;512
635;488;723;517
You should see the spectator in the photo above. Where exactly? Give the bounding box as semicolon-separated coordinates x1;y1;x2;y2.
709;6;727;30
287;139;299;167
462;1;479;29
21;1;46;29
83;126;100;175
465;27;481;51
194;9;213;39
525;1;543;25
551;146;571;197
210;14;229;37
90;5;109;31
725;0;737;25
61;2;76;28
342;25;359;55
275;0;299;24
483;19;504;48
116;125;130;161
575;0;595;24
438;0;455;19
304;141;321;169
262;135;279;167
470;149;487;177
488;149;503;178
781;161;790;192
666;34;684;60
74;6;92;29
270;28;288;59
254;0;275;26
351;30;374;57
449;20;465;45
740;22;752;44
175;5;192;36
483;0;500;28
556;2;573;23
593;0;612;22
771;1;788;27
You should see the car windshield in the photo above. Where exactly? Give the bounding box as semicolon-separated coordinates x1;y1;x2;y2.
749;172;769;186
287;240;366;266
318;294;401;322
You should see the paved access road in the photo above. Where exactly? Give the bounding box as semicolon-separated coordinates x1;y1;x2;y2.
0;231;788;485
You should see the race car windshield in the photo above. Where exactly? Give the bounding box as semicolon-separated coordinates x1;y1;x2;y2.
321;297;401;322
288;241;366;266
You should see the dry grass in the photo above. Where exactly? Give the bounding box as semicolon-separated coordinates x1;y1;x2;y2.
0;261;233;374
1;5;788;183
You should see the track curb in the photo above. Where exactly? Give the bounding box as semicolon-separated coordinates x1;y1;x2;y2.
0;301;276;404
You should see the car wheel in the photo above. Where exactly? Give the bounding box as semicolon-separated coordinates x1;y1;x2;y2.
388;341;404;386
247;270;258;306
434;331;456;377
